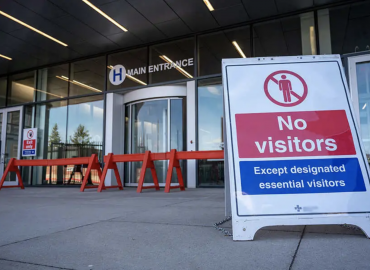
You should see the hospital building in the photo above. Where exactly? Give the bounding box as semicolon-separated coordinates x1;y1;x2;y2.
0;0;369;188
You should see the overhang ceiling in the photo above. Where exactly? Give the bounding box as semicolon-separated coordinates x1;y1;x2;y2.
0;0;351;76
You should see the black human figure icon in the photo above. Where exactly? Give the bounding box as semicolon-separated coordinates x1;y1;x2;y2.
278;75;293;102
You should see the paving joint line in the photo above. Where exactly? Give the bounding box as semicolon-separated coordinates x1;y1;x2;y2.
0;213;134;248
163;198;204;207
289;225;306;270
0;258;75;270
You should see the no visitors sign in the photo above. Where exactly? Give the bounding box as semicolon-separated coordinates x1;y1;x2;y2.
222;55;370;241
22;128;37;157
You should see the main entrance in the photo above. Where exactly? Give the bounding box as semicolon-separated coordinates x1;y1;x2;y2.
124;98;185;186
0;106;23;186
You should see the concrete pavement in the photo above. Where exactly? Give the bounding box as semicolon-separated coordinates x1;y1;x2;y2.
0;188;369;270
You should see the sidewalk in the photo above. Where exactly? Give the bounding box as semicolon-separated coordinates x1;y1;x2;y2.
0;188;369;270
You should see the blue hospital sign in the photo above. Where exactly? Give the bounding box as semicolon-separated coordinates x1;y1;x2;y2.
109;65;126;85
222;55;370;241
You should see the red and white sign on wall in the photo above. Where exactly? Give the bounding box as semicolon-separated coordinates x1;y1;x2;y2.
22;128;37;157
222;55;370;241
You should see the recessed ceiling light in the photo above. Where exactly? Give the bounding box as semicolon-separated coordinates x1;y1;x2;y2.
107;65;146;85
363;103;367;110
159;55;193;78
0;10;68;46
232;41;246;58
203;0;214;11
0;54;12;60
82;0;128;32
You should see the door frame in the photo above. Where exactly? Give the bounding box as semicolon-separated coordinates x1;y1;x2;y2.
346;53;370;126
0;106;24;186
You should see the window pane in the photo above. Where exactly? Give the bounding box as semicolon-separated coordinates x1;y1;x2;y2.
0;77;7;107
356;61;370;156
199;26;251;76
318;2;370;54
70;57;105;96
67;95;103;158
8;71;35;105
149;38;194;84
107;48;148;90
254;14;313;57
33;101;68;185
37;64;69;101
197;77;224;187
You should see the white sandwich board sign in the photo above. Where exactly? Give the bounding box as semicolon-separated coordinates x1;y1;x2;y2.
222;55;370;241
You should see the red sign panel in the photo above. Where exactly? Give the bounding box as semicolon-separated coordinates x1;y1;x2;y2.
235;110;356;158
23;139;36;150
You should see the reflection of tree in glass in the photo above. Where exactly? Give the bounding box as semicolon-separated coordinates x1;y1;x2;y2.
49;123;62;146
70;124;91;144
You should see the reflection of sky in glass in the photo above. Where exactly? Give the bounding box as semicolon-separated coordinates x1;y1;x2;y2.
357;62;370;155
48;100;104;143
49;106;67;142
170;99;183;151
198;84;223;150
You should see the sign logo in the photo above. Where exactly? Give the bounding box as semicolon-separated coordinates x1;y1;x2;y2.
109;65;126;85
264;70;308;107
27;130;34;139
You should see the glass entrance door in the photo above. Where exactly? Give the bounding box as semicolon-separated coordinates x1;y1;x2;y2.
348;54;370;160
125;98;185;186
0;106;23;185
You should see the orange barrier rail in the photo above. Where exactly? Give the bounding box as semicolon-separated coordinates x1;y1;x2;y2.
0;150;224;193
101;150;224;193
0;154;104;192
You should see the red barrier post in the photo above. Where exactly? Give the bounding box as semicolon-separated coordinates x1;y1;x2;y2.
0;158;24;190
97;153;123;192
165;149;185;193
137;151;160;193
80;154;104;192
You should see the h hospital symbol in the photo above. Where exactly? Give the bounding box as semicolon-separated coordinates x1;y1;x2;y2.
113;67;123;82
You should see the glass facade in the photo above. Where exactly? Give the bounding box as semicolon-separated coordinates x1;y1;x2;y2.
197;78;224;186
198;26;251;76
69;57;105;96
37;64;69;101
356;61;370;156
108;48;148;90
254;14;312;56
8;71;35;105
29;96;103;185
0;1;368;186
149;38;195;84
0;77;7;107
318;2;370;54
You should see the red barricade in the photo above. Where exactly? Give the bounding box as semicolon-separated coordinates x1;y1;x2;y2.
101;150;224;193
0;154;104;192
0;150;224;193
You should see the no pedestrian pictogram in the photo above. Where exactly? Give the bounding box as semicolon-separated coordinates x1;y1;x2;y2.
264;70;308;107
27;130;34;139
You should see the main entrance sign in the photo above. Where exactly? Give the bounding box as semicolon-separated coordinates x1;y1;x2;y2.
108;58;194;86
222;55;370;241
